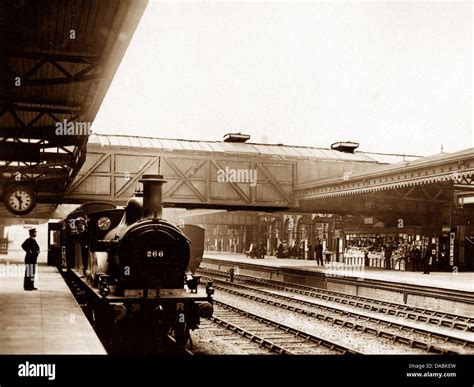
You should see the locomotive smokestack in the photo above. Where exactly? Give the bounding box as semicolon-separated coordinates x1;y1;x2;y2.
139;174;167;219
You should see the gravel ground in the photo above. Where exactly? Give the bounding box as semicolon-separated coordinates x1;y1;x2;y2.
214;290;432;354
211;305;347;354
190;318;274;355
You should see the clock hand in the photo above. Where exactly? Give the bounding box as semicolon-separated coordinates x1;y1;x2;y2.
16;194;23;208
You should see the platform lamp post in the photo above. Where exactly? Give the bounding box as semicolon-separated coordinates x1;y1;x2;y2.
300;226;306;259
274;227;279;256
217;215;224;252
268;216;277;256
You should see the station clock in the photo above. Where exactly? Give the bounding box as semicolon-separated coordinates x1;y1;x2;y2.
3;184;36;215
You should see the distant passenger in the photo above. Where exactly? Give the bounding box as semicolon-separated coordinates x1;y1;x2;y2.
364;249;369;266
314;241;323;265
291;242;299;259
384;245;393;270
324;248;332;264
281;240;289;258
22;228;40;291
307;243;313;260
258;242;266;259
423;246;433;274
411;247;421;271
276;242;284;258
299;241;305;259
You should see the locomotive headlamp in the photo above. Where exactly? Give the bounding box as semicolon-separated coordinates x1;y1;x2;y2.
97;216;112;231
98;275;110;298
206;281;214;296
100;284;110;297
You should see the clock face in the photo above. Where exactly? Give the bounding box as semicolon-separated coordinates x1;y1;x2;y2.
5;187;36;215
97;216;112;231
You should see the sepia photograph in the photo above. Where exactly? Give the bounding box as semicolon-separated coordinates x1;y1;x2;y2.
0;0;472;385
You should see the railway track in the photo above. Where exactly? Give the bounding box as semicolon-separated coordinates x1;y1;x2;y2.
201;257;474;307
198;270;474;354
198;268;474;331
208;300;360;355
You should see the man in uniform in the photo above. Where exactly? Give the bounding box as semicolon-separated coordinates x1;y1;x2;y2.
22;228;40;290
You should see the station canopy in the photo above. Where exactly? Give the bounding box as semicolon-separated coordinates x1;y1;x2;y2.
0;0;147;218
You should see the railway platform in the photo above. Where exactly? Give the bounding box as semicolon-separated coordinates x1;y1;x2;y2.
0;253;106;354
201;252;474;316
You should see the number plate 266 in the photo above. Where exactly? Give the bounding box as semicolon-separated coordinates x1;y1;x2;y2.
146;250;164;258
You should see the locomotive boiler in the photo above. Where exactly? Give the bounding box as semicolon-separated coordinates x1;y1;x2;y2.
48;174;213;353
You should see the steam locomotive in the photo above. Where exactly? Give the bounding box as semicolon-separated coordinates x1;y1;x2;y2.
47;175;213;353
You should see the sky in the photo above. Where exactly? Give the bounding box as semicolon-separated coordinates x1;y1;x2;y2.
91;1;473;157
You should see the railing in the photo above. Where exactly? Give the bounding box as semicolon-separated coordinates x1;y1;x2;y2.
343;252;407;270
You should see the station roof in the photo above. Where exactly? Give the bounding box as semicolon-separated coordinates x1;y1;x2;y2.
0;0;147;213
89;133;420;165
296;147;474;200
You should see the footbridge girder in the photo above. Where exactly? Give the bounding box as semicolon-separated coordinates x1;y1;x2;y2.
63;134;415;210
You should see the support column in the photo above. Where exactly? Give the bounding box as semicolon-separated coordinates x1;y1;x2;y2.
456;225;465;269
